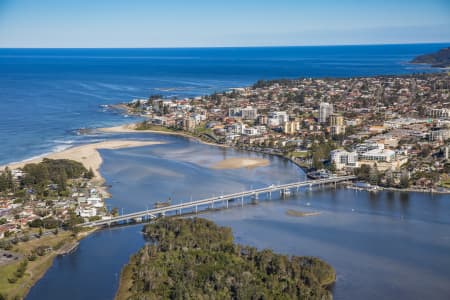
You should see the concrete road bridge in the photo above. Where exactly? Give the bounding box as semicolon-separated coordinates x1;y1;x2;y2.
81;175;356;228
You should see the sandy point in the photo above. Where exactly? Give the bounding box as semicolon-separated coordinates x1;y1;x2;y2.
211;157;270;170
1;140;164;183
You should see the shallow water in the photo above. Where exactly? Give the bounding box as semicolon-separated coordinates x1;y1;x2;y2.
26;134;450;300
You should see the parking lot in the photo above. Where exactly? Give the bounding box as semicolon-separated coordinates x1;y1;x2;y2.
0;250;21;266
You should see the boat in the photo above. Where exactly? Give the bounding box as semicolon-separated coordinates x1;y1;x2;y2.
154;201;170;208
306;169;331;179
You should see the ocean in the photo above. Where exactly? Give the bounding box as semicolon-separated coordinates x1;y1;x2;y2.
2;43;449;300
0;43;447;165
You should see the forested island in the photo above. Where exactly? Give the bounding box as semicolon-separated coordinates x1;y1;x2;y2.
116;218;335;300
411;47;450;67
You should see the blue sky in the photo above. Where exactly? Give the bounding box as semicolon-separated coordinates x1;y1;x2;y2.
0;0;449;47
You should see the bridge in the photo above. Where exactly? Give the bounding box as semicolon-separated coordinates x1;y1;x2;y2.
81;175;355;227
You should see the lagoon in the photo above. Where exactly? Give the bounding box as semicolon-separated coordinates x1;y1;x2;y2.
26;134;450;300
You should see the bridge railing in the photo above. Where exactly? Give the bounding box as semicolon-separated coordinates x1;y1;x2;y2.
81;176;355;227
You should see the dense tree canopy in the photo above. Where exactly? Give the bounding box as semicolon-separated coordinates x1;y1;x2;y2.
120;218;335;300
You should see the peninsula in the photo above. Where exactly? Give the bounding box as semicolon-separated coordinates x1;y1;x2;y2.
2;140;163;182
105;72;450;193
411;46;450;68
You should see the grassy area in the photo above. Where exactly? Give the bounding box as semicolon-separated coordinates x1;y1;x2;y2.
134;123;180;133
440;179;450;188
0;231;76;299
289;150;309;158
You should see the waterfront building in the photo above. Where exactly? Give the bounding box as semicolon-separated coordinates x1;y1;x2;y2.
359;148;396;162
355;142;384;155
243;127;259;136
183;116;196;131
330;149;359;170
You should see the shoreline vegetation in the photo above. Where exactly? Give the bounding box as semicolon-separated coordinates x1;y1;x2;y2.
0;227;96;299
0;140;163;299
411;46;450;68
116;218;335;300
1;140;164;186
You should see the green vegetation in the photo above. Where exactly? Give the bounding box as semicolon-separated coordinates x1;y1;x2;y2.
21;158;88;196
0;158;90;198
117;218;335;300
134;121;180;132
0;231;76;299
411;47;450;68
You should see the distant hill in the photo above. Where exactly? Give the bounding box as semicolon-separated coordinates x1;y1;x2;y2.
411;47;450;68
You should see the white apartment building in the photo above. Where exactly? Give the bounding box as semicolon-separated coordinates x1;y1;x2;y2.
330;149;359;170
241;106;258;120
359;148;396;162
268;111;288;127
319;102;333;123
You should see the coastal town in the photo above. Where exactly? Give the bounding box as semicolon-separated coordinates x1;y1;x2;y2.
1;72;449;240
0;71;449;298
120;72;450;192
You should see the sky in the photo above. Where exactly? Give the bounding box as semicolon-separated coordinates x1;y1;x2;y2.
0;0;449;48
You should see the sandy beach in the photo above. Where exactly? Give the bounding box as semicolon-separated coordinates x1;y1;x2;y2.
211;157;270;169
99;123;230;148
100;124;269;169
1;140;163;182
99;123;141;133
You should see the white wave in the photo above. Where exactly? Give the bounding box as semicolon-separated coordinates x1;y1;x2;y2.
52;139;76;145
4;144;74;167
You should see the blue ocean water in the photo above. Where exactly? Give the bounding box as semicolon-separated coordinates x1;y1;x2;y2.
0;43;448;165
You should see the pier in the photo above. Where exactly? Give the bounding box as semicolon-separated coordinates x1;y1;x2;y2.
81;176;355;228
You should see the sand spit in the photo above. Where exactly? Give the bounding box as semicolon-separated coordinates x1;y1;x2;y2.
99;123;140;133
286;209;321;217
2;140;163;181
99;123;230;148
211;157;270;170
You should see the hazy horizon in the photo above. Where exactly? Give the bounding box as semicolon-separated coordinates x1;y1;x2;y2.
1;0;449;48
1;41;449;50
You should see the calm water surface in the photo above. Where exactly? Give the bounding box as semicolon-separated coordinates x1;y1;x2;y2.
26;135;450;300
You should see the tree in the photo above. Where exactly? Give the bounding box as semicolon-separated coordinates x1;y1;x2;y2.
385;170;394;187
369;167;380;185
400;172;410;188
111;207;119;216
85;167;95;179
